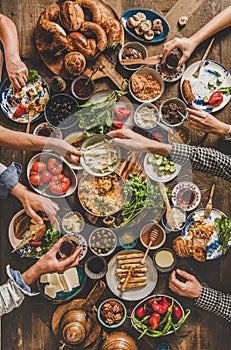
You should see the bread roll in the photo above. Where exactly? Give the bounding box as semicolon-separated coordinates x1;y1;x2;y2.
59;1;84;31
64;52;86;76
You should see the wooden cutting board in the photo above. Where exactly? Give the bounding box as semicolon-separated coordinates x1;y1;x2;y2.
35;0;127;90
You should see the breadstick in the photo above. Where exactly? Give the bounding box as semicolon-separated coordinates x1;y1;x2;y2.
117;258;142;265
117;252;144;260
120;276;147;284
117;272;146;278
120;263;142;269
118;281;147;290
116;267;148;274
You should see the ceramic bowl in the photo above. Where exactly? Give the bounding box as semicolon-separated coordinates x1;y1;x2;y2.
97;299;127;328
44;93;78;129
118;42;147;71
27;152;77;198
134;102;160;129
153;248;177;273
129;67;164;103
160;98;187;127
140;223;166;250
161;205;186;232
89;227;117;257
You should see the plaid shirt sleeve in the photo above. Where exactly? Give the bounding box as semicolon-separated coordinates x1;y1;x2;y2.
194;286;231;322
170;144;231;182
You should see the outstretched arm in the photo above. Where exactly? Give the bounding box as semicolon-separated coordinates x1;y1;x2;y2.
162;6;231;65
0;14;28;90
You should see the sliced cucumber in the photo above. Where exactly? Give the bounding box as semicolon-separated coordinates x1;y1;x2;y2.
169;166;176;173
156;159;162;166
208;79;215;87
203;96;209;103
217;76;223;84
147;155;154;163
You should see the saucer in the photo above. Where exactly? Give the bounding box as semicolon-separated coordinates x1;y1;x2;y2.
155;63;185;82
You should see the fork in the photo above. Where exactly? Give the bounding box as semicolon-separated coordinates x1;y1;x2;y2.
192;37;215;78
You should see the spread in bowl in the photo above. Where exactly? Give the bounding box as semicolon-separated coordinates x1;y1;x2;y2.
134;103;159;129
153;248;176;272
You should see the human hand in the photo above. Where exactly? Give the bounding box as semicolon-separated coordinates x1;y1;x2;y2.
169;269;202;299
38;238;82;274
187;107;229;135
45;139;82;166
162;37;197;66
22;238;82;285
5;56;28;90
108;128;152;151
11;183;59;225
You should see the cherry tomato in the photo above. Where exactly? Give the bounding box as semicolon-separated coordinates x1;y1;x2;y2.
209;91;223;106
47;158;63;175
31;161;46;173
112;120;123;129
147;297;154;305
30;173;41;186
41;170;52;183
49;174;70;194
135;305;147;319
152;303;161;313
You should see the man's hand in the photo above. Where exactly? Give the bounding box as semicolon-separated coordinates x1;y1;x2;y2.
169;269;202;299
187;107;229;135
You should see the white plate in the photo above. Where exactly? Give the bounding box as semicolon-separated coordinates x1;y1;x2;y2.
89;90;134;129
155;62;185;82
182;208;230;260
9;209;60;258
171;181;201;211
180;60;231;112
106;249;158;301
0;76;49;123
143;153;181;183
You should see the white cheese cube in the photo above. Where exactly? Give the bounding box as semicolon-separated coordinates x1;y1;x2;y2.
63;268;80;289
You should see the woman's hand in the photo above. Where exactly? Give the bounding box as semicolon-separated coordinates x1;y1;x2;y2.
162;37;197;66
169;269;202;299
187;107;229;135
6;56;28;90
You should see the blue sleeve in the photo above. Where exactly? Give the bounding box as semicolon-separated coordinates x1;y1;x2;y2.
0;162;21;199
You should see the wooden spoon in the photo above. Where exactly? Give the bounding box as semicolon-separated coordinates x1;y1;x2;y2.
12;225;46;253
141;227;159;264
120;55;162;66
159;182;178;230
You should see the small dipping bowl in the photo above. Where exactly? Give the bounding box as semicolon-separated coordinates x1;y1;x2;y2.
119;231;137;249
153;248;177;273
140;223;166;250
160;98;187;128
161;206;186;232
97;299;127;328
61;211;85;235
85;255;107;279
119;41;147;71
71;76;94;101
134;102;160;130
33;122;62;139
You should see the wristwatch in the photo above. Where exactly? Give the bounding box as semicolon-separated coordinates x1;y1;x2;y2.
223;124;231;141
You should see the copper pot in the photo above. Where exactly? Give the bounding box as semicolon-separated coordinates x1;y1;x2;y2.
61;309;91;345
100;331;138;350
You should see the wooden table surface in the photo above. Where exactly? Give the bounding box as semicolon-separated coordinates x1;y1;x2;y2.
0;0;230;349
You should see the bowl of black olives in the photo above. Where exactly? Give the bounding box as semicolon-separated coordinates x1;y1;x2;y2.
44;93;79;129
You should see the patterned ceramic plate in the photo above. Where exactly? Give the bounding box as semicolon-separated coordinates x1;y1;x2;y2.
171;181;201;211
0;76;49;123
122;9;170;44
38;265;86;303
182;208;230;260
180;60;231;112
156;63;185;82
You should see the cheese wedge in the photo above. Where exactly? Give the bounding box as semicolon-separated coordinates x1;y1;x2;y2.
40;273;50;284
44;284;59;299
60;274;72;292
